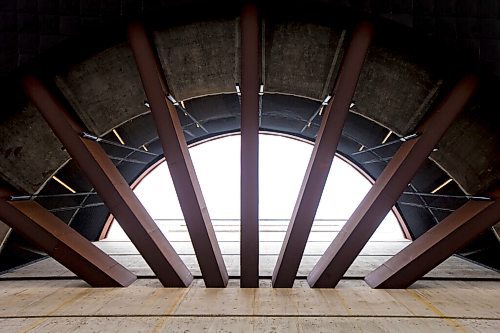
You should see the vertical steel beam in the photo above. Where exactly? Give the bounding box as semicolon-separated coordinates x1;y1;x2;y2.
240;3;260;288
271;22;374;287
365;189;500;288
308;75;479;288
0;191;136;287
22;76;193;288
128;23;228;287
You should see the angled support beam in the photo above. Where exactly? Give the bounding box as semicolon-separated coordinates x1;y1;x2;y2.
272;22;374;287
365;189;500;288
308;75;479;288
22;76;193;288
240;3;260;288
0;190;136;287
128;23;228;287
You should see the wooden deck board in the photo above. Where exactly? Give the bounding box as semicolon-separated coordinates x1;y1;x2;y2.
0;279;499;332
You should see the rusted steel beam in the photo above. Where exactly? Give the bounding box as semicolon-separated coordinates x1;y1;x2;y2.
308;75;479;288
128;23;228;287
365;189;500;288
22;76;193;288
240;3;260;288
272;22;374;288
0;191;136;287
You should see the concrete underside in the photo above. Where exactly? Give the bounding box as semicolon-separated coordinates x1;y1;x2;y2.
0;14;497;197
0;4;498;329
0;3;498;274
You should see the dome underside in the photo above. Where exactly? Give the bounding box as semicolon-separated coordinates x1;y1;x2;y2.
0;1;498;277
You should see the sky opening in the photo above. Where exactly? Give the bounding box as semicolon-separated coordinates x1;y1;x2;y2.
107;133;404;241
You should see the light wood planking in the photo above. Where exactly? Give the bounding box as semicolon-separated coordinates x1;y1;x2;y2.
0;279;499;332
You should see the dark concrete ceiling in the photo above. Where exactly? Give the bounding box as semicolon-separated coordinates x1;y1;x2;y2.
0;0;498;272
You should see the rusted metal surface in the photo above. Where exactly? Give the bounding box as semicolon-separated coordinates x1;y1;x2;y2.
0;195;136;287
22;76;193;287
365;188;500;288
308;75;479;288
128;23;228;288
272;22;374;287
240;3;260;288
98;158;166;241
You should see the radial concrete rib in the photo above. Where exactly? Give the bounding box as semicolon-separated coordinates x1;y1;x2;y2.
0;190;136;287
22;76;193;288
308;75;479;288
128;23;228;288
365;188;500;288
240;3;260;288
271;22;374;288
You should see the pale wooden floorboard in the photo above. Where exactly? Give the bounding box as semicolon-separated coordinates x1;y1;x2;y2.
0;279;499;332
1;317;499;333
1;219;499;332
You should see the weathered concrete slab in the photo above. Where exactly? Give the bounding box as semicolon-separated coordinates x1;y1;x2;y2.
56;43;148;137
264;22;342;99
430;109;500;194
0;104;69;193
154;20;239;101
354;46;440;136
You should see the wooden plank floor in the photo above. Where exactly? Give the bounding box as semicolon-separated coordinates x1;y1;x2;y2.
0;279;499;332
1;219;499;332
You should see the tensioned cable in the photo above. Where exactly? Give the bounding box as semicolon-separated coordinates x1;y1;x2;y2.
401;191;491;201
48;202;105;213
108;155;147;165
166;95;209;134
397;201;456;212
10;192;98;201
81;132;158;156
300;95;332;133
361;156;392;164
351;133;419;156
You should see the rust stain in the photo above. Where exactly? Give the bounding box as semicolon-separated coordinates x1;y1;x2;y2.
151;288;190;333
408;290;469;333
19;288;91;333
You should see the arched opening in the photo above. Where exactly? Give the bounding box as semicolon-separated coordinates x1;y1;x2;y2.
105;133;407;276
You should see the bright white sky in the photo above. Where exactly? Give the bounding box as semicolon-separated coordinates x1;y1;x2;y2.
109;134;403;239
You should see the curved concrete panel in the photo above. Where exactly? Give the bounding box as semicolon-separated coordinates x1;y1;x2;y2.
55;43;147;137
431;108;500;194
15;19;496;198
0;104;69;193
354;46;441;136
154;20;239;101
264;22;342;100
